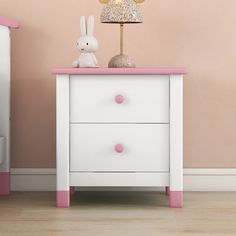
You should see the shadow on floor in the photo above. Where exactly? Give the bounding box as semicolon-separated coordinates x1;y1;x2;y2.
71;191;169;208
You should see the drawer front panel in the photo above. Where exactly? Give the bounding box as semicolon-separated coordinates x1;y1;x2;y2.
70;75;169;123
70;124;169;172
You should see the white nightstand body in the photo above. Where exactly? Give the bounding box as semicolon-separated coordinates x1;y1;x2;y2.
54;68;186;208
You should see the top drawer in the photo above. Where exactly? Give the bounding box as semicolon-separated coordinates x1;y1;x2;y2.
70;75;169;123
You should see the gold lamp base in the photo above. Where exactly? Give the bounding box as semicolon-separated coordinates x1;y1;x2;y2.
108;54;136;68
108;24;135;68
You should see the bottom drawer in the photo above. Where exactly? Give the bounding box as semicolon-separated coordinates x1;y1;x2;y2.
70;124;169;172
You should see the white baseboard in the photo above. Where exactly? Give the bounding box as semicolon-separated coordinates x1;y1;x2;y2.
11;168;56;191
10;168;236;191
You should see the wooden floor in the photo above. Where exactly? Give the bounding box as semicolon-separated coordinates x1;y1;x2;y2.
0;192;236;236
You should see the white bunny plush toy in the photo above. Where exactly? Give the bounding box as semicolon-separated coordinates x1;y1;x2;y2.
73;16;98;68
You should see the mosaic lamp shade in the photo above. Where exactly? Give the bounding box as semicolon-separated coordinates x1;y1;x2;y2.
100;0;143;24
99;0;144;68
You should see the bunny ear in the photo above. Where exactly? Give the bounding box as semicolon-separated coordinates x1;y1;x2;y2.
80;16;86;36
87;16;94;36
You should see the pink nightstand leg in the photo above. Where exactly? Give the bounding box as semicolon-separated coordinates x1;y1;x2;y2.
70;187;76;196
165;186;170;196
0;172;10;196
169;191;183;208
57;191;70;208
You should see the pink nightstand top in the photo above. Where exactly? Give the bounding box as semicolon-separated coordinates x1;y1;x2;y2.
0;16;20;29
52;67;187;76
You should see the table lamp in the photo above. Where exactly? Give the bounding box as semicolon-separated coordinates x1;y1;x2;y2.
99;0;144;68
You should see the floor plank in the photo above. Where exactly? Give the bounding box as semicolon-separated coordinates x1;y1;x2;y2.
0;192;236;236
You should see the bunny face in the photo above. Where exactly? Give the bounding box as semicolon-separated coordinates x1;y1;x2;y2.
77;36;98;53
77;16;98;53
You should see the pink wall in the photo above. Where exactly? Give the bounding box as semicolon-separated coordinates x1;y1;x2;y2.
1;0;236;168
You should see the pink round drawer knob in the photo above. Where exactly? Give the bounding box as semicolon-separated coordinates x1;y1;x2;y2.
115;144;124;153
115;95;125;104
